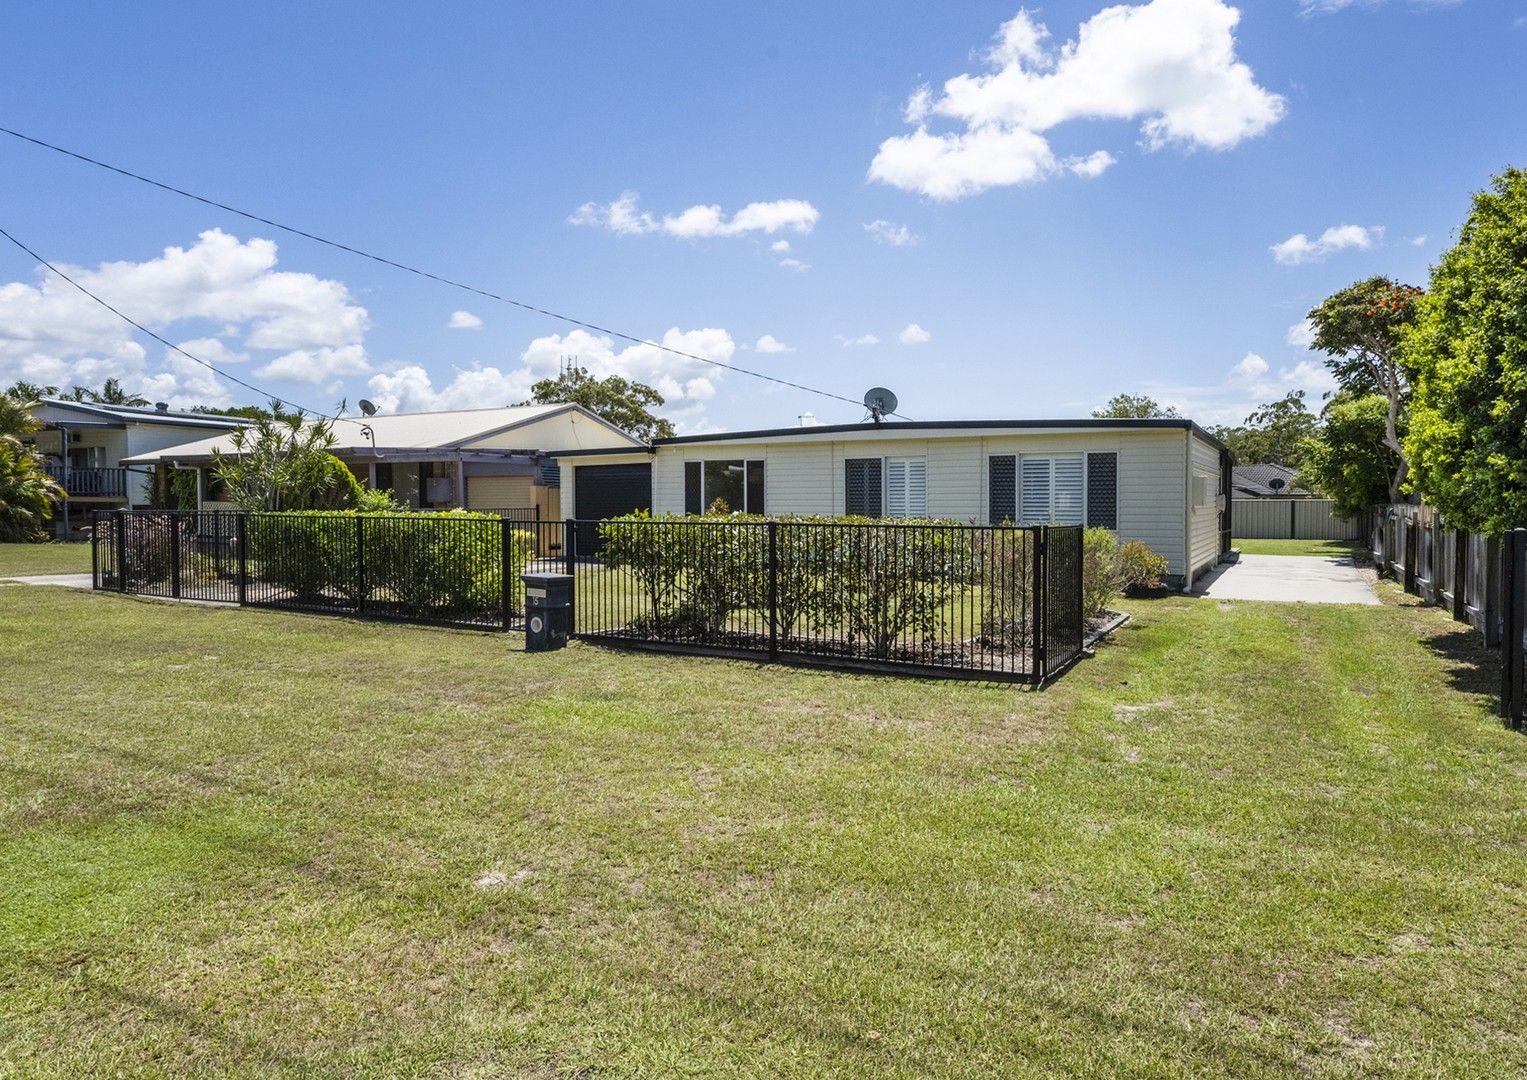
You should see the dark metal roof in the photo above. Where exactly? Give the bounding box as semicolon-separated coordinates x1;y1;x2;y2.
39;398;249;430
1232;463;1310;497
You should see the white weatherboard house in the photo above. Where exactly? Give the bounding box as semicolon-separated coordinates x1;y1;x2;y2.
555;419;1234;589
124;403;645;518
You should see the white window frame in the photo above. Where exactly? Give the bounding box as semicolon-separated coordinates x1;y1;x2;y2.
884;456;927;518
1017;453;1085;526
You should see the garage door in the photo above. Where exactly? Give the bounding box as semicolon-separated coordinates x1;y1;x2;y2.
574;463;652;554
466;475;533;511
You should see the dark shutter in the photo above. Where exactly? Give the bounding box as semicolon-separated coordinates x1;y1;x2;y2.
989;455;1016;524
844;458;883;517
1086;452;1118;529
684;461;703;515
746;460;765;515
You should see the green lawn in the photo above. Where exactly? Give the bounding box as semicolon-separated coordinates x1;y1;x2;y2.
2;584;1525;1077
1234;537;1365;559
0;541;93;577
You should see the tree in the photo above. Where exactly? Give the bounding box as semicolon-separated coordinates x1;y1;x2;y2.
1212;391;1318;467
0;385;44;441
1092;394;1180;419
522;363;676;441
212;411;359;511
1404;168;1527;532
1298;393;1397;518
0;438;63;541
192;402;305;423
59;378;150;407
4;380;60;402
1306;277;1422;503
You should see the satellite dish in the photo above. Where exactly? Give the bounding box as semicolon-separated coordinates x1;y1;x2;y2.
864;386;898;423
1268;477;1286;491
358;399;377;417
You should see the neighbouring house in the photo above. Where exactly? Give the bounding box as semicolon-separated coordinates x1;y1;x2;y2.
554;418;1234;590
21;399;250;537
1231;463;1310;499
122;403;645;520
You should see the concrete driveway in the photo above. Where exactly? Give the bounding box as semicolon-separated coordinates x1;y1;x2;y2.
1193;554;1380;606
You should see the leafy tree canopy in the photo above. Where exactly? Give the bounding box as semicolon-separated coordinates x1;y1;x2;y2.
522;363;676;441
58;378;149;407
192;402;305;423
1298;393;1398;518
212;412;360;511
1092;393;1180;419
1212;391;1318;467
1404;167;1527;532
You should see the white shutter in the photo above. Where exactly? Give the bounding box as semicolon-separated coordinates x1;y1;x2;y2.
1021;457;1051;524
906;459;926;517
885;458;926;518
886;459;906;517
1053;456;1084;524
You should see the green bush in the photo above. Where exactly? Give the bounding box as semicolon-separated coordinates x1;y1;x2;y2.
1081;526;1123;622
979;527;1035;648
1118;539;1168;594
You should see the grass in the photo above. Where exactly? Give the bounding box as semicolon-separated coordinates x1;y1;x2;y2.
0;541;92;577
1234;537;1365;559
2;584;1525;1076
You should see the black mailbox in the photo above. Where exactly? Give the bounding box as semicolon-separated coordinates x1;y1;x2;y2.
521;571;572;651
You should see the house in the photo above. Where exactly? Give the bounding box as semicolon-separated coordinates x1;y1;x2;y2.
553;418;1233;590
21;399;250;537
122;403;645;518
1231;463;1309;498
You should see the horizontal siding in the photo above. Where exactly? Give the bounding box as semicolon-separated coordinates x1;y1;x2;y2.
1187;432;1223;578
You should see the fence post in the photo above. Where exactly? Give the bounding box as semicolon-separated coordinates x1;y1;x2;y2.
1486;535;1502;648
1032;527;1047;681
1501;529;1526;728
115;510;128;592
500;516;513;631
1289;499;1296;541
564;518;577;633
354;515;366;615
1403;520;1418;595
90;510;99;587
236;513;248;606
169;512;182;599
768;520;779;660
1453;529;1468;622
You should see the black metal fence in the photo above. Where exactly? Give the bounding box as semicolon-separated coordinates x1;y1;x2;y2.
571;517;1085;683
91;511;1088;683
1369;504;1522;731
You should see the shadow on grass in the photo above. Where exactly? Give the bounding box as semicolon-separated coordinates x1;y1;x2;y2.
1421;620;1503;706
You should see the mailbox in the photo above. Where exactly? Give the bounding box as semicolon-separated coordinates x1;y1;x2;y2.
521;571;572;651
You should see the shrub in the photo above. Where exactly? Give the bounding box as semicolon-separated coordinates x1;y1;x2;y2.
1081;526;1123;622
355;486;404;513
1118;539;1169;594
978;527;1035;649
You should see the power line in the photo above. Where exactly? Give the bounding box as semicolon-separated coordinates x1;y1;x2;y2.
0;124;897;417
0;223;363;430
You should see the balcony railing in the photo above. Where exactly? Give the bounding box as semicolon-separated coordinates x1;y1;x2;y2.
47;464;129;498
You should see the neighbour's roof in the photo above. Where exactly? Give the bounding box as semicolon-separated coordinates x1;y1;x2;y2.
35;398;250;431
555;417;1230;457
121;403;640;464
1232;463;1309;497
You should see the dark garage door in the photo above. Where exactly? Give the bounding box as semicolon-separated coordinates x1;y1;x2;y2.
573;463;652;554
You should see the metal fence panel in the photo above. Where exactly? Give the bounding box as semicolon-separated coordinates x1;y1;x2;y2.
1232;499;1363;540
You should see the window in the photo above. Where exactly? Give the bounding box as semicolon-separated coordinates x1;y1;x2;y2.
885;458;926;518
844;458;883;517
989;455;1017;524
1086;452;1118;529
684;459;765;513
1020;454;1084;525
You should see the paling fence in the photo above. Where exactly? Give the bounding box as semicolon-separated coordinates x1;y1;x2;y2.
573;518;1085;683
1233;498;1368;541
92;510;1088;683
1369;504;1524;731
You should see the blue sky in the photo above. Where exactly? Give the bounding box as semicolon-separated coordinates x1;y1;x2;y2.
1;0;1523;430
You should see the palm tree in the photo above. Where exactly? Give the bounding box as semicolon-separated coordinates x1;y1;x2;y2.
0;436;63;541
57;378;150;407
0;391;41;441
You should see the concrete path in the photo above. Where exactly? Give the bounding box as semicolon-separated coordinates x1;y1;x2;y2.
1193;554;1380;606
0;573;94;589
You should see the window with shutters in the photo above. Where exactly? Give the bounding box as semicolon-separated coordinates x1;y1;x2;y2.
885;458;926;518
989;455;1016;524
844;457;883;517
1086;452;1118;529
685;459;765;513
1020;454;1084;525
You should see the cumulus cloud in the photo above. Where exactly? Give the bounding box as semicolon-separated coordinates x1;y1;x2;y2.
1138;349;1338;425
869;1;1284;200
448;309;483;330
0;228;371;408
1230;352;1269;381
366;326;736;433
1409;234;1428;247
569;190;819;238
837;334;880;347
898;323;932;345
771;239;792;253
1270;224;1383;265
864;220;920;246
755;334;795;353
1286;319;1317;349
778;257;810;272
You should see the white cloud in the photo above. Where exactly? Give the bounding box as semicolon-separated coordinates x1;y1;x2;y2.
254;344;370;385
448;309;483;330
755;334;795;354
367;326;736;433
898;323;932;345
771;239;792;253
1271;224;1384;265
837;334;880;347
569;190;819;238
864;220;920;246
1285;319;1317;349
1230;352;1269;381
1299;0;1466;14
869;1;1285;200
1409;234;1427;247
778;257;811;272
0;228;371;407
